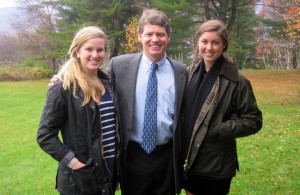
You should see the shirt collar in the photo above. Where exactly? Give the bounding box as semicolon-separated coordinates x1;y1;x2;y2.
141;53;166;71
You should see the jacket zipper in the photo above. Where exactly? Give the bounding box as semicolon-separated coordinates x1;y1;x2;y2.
97;104;113;194
183;92;217;172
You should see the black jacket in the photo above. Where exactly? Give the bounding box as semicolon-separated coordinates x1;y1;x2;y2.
37;70;119;195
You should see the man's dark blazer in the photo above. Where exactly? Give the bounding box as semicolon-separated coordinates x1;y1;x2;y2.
107;53;188;194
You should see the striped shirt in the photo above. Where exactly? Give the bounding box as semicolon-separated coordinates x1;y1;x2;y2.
99;91;116;173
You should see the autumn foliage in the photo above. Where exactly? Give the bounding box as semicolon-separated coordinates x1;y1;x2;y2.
125;17;142;54
283;0;300;45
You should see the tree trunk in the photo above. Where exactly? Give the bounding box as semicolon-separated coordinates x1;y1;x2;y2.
111;39;120;58
204;0;211;20
227;0;237;33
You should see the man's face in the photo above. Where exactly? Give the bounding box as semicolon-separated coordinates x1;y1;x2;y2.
138;24;170;62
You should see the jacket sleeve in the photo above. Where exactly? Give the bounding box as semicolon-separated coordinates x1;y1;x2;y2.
37;82;74;165
219;75;263;140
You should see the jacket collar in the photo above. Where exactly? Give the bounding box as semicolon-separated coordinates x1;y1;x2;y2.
97;69;110;80
219;56;238;82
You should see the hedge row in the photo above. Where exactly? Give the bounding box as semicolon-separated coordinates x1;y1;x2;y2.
0;67;55;81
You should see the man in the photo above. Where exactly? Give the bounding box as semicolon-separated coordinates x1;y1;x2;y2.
108;9;187;195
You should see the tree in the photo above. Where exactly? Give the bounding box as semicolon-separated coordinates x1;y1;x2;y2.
282;0;300;68
256;0;299;69
185;0;259;68
193;0;259;32
9;0;297;70
56;0;139;57
13;0;61;69
0;33;23;66
151;0;199;64
124;17;142;53
228;2;259;69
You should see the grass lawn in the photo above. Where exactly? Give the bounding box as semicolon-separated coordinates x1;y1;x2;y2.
0;69;299;194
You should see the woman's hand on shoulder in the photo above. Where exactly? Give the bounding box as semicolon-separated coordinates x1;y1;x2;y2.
48;74;59;87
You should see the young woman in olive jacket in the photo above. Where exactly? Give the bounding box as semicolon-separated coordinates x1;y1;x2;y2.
181;20;263;195
37;26;119;195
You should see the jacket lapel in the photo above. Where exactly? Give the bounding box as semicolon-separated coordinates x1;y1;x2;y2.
170;58;187;131
121;53;141;129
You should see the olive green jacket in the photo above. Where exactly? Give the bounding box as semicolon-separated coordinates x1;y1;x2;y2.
183;58;262;179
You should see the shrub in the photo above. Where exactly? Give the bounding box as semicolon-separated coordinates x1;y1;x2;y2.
0;67;54;81
19;58;49;69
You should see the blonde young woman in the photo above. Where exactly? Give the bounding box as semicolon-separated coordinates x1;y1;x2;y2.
37;26;119;195
181;20;262;195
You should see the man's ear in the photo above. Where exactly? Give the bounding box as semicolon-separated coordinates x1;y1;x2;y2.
138;33;142;43
167;35;171;43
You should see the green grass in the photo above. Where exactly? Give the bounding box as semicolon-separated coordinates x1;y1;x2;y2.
0;70;299;194
0;80;57;194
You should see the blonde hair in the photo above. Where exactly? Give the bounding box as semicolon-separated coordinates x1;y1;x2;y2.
58;26;110;105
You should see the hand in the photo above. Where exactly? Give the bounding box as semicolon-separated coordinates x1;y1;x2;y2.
71;161;85;170
48;74;59;87
230;113;239;120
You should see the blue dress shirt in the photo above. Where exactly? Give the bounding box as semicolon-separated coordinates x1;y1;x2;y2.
130;53;175;145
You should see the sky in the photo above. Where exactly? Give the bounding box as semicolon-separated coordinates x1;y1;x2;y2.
0;0;17;8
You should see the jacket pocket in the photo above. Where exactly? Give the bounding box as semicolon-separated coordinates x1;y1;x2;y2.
71;158;100;194
192;143;223;175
